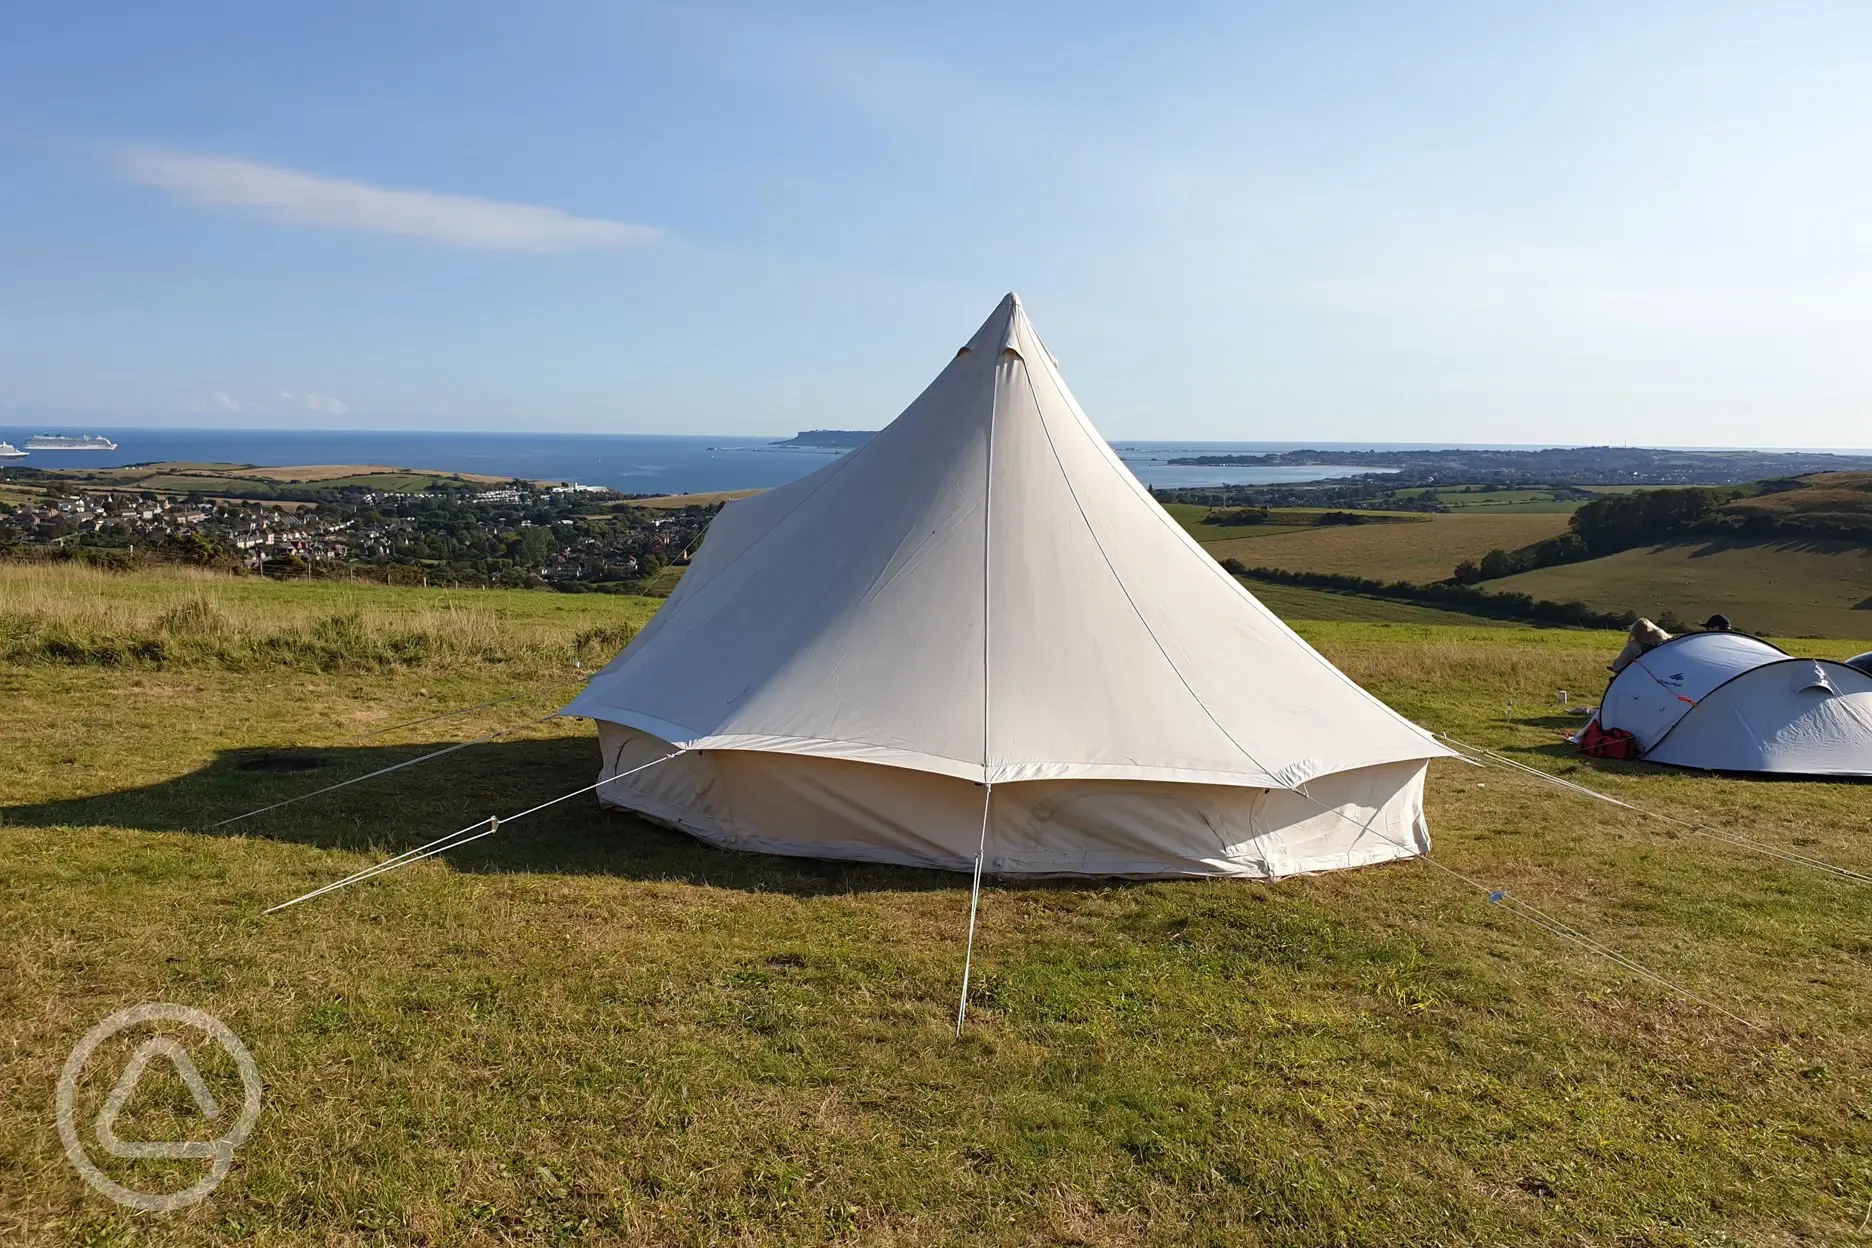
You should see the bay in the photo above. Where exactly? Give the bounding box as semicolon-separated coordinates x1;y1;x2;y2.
0;426;1443;494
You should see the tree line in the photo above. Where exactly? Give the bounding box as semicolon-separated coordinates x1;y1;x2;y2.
1452;483;1872;585
1220;561;1648;631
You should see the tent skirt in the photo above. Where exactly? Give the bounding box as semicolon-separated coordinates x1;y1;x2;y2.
594;722;1430;879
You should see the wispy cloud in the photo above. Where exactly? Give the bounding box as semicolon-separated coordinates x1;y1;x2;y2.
118;148;662;252
280;390;348;415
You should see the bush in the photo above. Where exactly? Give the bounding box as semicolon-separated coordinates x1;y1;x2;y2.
1222;560;1635;630
263;553;311;579
1570;487;1735;555
1203;506;1272;526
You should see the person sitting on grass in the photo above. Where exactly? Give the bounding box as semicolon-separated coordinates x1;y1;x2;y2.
1609;618;1672;673
1702;613;1732;632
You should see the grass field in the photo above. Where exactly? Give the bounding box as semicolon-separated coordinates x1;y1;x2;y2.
1203;512;1573;583
1233;579;1520;626
629;490;763;510
0;562;661;672
4;567;1872;1245
1486;537;1872;638
1379;488;1586;515
1162;503;1428;546
1722;471;1872;525
28;462;520;498
237;465;511;485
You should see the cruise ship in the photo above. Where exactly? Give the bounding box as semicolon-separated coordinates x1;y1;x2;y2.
25;434;117;450
0;442;25;460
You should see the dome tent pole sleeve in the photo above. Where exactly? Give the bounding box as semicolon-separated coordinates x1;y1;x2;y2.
262;751;684;914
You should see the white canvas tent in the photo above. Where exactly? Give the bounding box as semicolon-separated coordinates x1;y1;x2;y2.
562;294;1453;877
1598;632;1872;776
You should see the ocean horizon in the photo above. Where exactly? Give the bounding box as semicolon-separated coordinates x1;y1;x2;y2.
0;426;1433;494
5;424;1867;495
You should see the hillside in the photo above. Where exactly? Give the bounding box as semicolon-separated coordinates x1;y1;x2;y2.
770;430;876;449
1723;470;1872;530
1200;512;1572;582
5;566;1871;1243
1164;444;1872;484
1459;472;1872;636
629;488;763;509
1485;537;1872;637
14;460;519;499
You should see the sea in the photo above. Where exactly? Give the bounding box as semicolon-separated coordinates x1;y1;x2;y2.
0;426;1497;495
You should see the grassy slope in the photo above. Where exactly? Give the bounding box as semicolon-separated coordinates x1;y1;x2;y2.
1161;502;1428;544
629;490;763;509
38;463;517;496
238;465;511;485
1158;502;1315;541
1237;579;1518;626
1725;471;1872;521
1139;506;1488;625
1487;538;1872;638
1380;488;1586;515
1205;513;1573;583
3;570;1872;1244
0;563;661;671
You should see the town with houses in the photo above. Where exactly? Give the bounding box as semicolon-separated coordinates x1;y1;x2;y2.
0;471;714;591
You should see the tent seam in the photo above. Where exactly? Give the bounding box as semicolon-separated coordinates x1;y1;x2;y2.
1017;353;1286;788
1024;331;1446;755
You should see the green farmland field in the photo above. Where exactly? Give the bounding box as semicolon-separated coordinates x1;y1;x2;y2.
1161;502;1425;545
1203;512;1573;583
1485;537;1872;638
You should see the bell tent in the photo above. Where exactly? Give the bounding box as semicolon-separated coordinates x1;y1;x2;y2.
562;294;1453;878
1597;631;1872;776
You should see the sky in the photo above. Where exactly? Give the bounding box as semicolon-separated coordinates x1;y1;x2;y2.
4;2;1872;447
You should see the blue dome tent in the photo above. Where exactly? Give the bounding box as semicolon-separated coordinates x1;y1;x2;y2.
1597;632;1872;776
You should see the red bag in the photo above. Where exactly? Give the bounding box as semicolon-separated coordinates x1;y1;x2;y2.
1577;720;1639;760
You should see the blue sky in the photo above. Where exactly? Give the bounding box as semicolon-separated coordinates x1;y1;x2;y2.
5;2;1872;446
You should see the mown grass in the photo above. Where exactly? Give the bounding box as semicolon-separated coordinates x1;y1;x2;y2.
3;574;1872;1245
1203;513;1573;583
1237;580;1519;626
1486;537;1872;639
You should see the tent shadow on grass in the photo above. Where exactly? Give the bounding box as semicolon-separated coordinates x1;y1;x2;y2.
1;738;990;897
